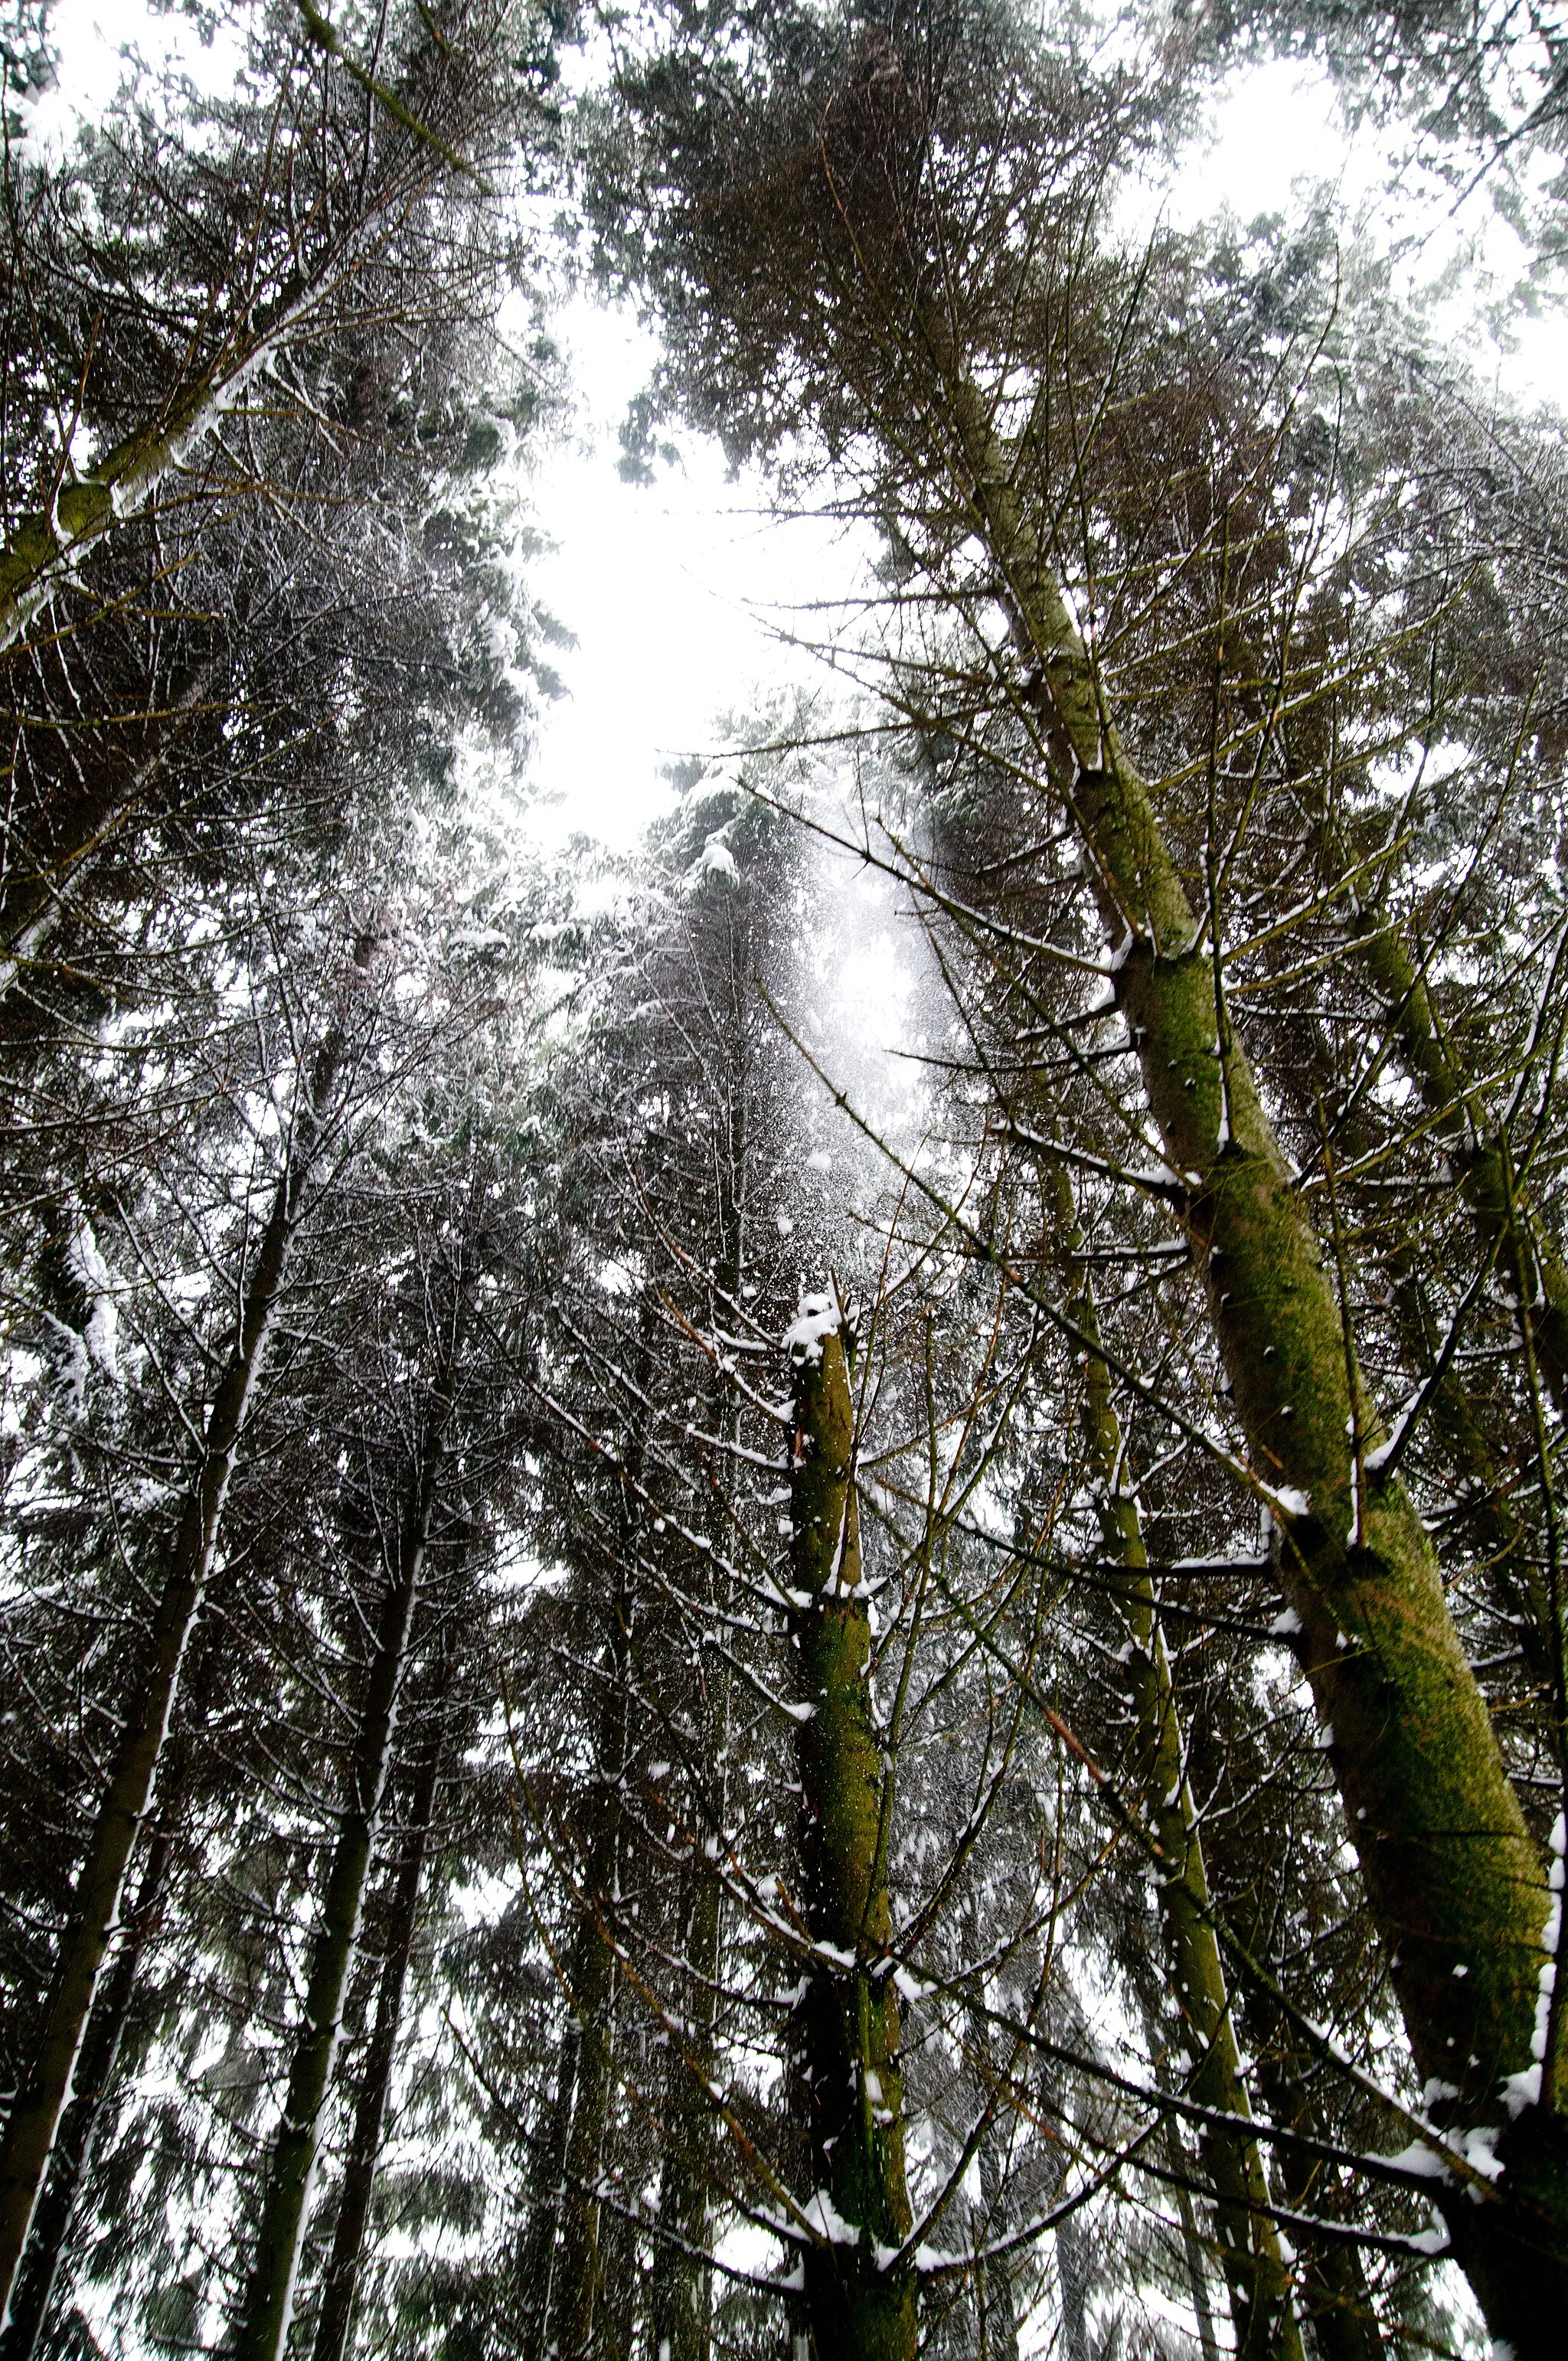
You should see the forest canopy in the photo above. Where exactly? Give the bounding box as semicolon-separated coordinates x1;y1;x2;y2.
2;4;1568;2359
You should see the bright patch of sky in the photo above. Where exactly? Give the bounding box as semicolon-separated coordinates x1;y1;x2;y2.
18;0;250;165
523;296;875;854
1138;51;1568;409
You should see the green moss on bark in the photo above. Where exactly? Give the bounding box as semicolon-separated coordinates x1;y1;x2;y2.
939;364;1567;2347
1054;1167;1303;2361
788;1310;916;2361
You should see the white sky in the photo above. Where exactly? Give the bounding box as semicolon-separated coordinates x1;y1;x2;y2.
522;297;872;852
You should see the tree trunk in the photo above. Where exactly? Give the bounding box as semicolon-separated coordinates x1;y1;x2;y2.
1167;2128;1223;2361
518;1915;591;2361
1054;2204;1092;2361
1217;1905;1387;2361
234;1326;461;2361
1351;905;1568;1429
540;1328;654;2361
651;1327;740;2361
0;665;210;1004
0;1122;320;2330
0;255;377;660
1049;1163;1302;2361
786;1295;916;2361
963;1967;1021;2361
544;1598;631;2361
0;1821;172;2361
308;1710;446;2361
1288;1015;1556;1757
650;1856;720;2361
935;357;1566;2348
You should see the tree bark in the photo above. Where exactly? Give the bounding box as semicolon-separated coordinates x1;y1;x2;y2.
962;1967;1021;2361
0;1821;172;2361
308;1710;446;2361
651;1318;740;2361
1054;2203;1092;2361
1047;1164;1302;2360
233;1319;462;2361
650;1855;721;2361
1351;905;1568;1429
1261;2047;1386;2361
786;1297;916;2361
0;665;211;1004
0;245;385;661
933;357;1567;2348
0;1115;322;2330
517;1911;592;2361
1167;2128;1223;2361
1286;1014;1555;1756
544;1644;628;2361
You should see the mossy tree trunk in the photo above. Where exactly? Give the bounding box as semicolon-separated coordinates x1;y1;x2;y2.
234;1324;462;2361
786;1297;916;2361
0;266;354;659
933;358;1566;2349
1048;1164;1302;2359
1285;1012;1554;1754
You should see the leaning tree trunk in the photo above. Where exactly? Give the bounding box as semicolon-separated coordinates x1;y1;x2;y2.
1351;889;1568;1430
0;665;211;1004
234;1322;462;2361
0;1097;330;2330
1122;1974;1224;2361
1292;768;1568;1433
1254;2024;1387;2361
786;1293;916;2361
1284;1012;1557;1760
1167;2124;1223;2361
0;217;404;661
0;1582;246;2361
1378;1226;1565;1773
308;1701;448;2361
0;1821;172;2361
928;348;1566;2348
1047;1163;1302;2361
